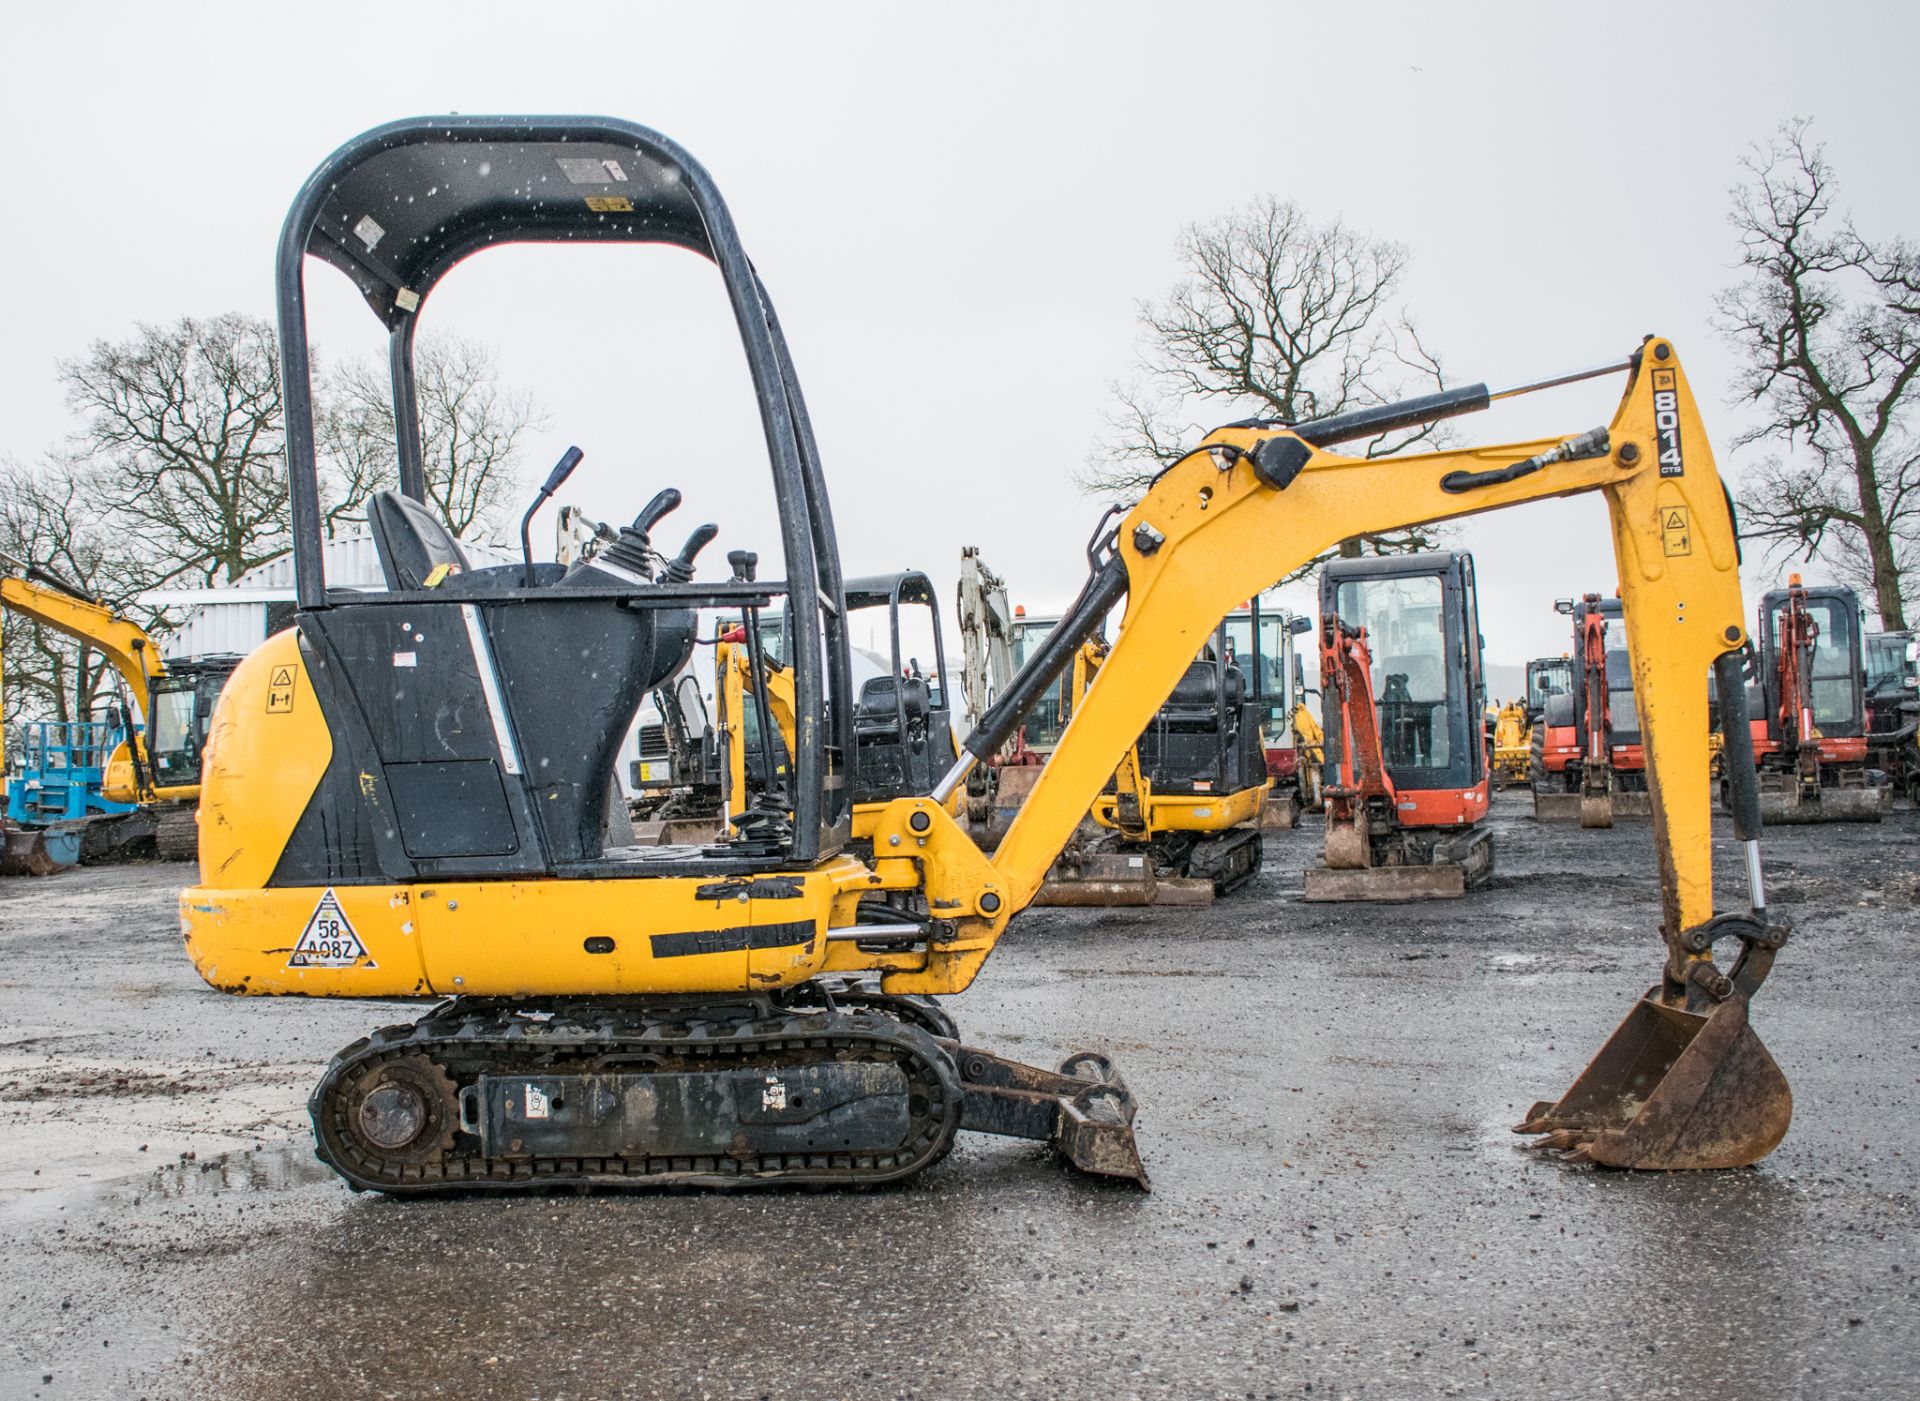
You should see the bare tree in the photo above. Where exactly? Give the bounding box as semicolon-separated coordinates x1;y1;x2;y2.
58;313;289;587
1082;195;1452;574
1717;120;1919;629
0;456;165;724
320;334;542;539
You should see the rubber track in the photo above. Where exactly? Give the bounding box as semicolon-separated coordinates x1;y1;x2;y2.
310;1003;964;1195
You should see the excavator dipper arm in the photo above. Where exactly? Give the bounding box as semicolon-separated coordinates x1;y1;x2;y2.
888;338;1789;1168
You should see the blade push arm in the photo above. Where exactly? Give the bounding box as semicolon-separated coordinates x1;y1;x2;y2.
874;338;1751;997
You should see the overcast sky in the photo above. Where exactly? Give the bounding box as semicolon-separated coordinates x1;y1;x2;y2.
5;1;1918;676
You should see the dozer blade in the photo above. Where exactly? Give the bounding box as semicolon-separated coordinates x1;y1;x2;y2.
1533;791;1582;822
952;1044;1150;1188
1303;864;1466;901
2;827;58;877
1756;787;1887;825
1515;988;1792;1170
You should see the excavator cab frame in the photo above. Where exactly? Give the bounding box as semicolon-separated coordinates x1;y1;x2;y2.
186;113;1793;1192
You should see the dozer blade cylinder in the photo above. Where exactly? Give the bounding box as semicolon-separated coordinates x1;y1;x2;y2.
1514;987;1791;1169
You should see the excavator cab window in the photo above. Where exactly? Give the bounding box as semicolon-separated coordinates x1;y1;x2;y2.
1333;572;1452;770
146;684;201;783
1759;586;1866;740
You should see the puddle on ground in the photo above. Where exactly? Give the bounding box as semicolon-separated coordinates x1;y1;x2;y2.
2;1141;336;1222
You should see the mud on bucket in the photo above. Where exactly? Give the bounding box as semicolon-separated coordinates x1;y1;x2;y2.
1516;911;1793;1170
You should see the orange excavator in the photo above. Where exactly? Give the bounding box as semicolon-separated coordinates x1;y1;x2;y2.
1533;594;1649;827
1305;552;1492;900
1743;577;1888;823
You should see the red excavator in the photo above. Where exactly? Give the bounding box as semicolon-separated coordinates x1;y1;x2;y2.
1532;593;1648;827
1305;552;1492;900
1744;577;1888;823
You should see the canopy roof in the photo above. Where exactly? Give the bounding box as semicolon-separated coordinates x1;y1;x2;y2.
294;117;717;329
844;572;938;614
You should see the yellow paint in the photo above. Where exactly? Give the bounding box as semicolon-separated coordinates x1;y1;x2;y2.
194;631;333;890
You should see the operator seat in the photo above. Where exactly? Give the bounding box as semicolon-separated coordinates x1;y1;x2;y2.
367;490;471;591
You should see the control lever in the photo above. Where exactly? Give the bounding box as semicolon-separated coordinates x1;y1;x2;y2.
663;524;719;585
571;486;685;586
520;446;585;586
728;549;758;583
631;488;683;547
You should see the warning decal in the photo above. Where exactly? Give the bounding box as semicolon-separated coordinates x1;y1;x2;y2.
1661;506;1692;557
267;664;295;714
288;888;377;969
584;195;633;213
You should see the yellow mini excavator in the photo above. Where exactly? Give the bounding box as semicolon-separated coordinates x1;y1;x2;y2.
2;555;235;863
183;116;1790;1193
1034;625;1271;906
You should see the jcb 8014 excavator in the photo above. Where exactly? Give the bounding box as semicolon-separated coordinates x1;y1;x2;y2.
1;556;235;868
184;115;1790;1192
1744;577;1888;823
1305;552;1493;900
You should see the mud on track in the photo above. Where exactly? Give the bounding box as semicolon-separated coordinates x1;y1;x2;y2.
1;793;1915;1399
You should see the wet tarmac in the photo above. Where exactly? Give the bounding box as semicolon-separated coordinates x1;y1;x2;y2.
1;792;1915;1399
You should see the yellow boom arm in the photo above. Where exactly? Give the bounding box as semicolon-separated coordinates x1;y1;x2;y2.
874;339;1746;998
0;575;168;706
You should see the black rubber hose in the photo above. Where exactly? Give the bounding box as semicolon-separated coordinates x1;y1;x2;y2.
963;555;1130;761
1714;650;1764;842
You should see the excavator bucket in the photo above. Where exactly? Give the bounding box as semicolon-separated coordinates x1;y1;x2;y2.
1515;988;1792;1169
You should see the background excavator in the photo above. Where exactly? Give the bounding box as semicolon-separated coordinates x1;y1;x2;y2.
1491;655;1572;789
1532;594;1650;827
1305;552;1493;900
1034;622;1270;906
182;114;1791;1195
1864;628;1917;801
1743;578;1888;823
953;547;1046;832
631;561;961;847
2;555;235;870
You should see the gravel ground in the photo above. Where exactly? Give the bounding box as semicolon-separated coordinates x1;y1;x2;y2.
0;791;1914;1400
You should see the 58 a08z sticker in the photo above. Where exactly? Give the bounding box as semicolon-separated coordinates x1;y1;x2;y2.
1652;368;1684;477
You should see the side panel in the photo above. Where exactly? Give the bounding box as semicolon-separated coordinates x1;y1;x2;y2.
195;631;333;890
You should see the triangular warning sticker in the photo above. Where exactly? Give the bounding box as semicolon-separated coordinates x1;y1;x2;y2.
270;665;294;686
288;888;377;969
1664;510;1686;529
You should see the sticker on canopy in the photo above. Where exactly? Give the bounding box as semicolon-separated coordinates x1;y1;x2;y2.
352;215;385;252
288;888;377;969
556;156;629;185
584;195;633;213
